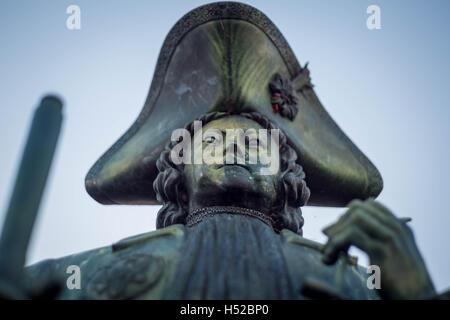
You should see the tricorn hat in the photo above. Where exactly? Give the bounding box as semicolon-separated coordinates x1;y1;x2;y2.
85;2;383;207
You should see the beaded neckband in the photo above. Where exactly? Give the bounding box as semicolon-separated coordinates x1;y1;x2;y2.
186;206;275;230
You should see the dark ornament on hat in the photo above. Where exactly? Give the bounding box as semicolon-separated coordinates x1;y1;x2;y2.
269;73;299;120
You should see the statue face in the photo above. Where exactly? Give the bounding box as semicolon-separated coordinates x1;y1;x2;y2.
183;115;280;212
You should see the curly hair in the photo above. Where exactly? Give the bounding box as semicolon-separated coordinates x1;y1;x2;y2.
153;112;310;235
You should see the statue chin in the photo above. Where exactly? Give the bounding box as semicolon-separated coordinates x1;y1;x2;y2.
218;165;260;191
187;167;277;210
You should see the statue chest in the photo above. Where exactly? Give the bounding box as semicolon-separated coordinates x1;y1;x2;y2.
85;215;296;300
26;216;377;300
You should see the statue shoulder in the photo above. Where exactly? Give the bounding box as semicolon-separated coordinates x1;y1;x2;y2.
280;229;380;300
24;224;186;299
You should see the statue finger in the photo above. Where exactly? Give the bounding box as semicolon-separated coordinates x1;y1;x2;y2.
366;198;395;217
366;199;414;235
322;227;378;265
325;207;394;242
322;228;353;265
322;206;357;236
352;199;404;233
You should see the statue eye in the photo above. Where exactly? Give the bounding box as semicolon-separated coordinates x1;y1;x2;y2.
204;136;216;143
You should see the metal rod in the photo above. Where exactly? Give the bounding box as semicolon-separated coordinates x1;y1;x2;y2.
0;95;63;298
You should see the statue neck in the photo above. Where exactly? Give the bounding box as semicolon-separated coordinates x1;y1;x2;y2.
187;189;275;216
186;206;275;231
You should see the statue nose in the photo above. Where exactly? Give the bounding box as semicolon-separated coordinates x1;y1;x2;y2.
225;141;245;164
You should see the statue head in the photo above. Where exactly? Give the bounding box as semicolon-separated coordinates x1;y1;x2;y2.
153;112;310;235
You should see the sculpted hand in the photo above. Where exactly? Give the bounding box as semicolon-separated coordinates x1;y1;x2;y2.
322;199;436;300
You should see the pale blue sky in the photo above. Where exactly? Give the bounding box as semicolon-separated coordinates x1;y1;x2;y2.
0;0;449;292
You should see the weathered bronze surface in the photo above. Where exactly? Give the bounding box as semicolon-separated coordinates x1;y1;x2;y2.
1;2;443;300
24;111;436;300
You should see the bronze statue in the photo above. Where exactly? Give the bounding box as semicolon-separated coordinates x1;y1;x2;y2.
1;2;445;300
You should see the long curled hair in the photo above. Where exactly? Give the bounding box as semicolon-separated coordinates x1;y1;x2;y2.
153;112;310;235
